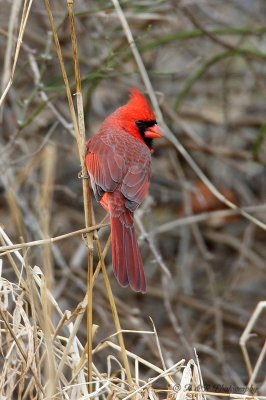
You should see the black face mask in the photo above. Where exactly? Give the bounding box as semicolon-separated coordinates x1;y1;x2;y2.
135;120;157;149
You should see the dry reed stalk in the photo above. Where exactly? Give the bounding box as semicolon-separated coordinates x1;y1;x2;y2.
149;204;266;237
240;301;266;392
0;0;21;122
40;144;56;289
43;0;134;395
0;223;109;253
92;234;111;286
95;238;134;390
0;306;44;394
0;0;33;107
67;0;133;392
66;0;94;390
40;275;58;397
40;144;57;397
43;0;94;391
43;0;96;392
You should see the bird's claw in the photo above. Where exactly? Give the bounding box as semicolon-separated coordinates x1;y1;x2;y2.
78;171;90;179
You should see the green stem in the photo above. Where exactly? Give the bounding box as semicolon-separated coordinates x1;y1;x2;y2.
140;26;266;52
175;50;234;111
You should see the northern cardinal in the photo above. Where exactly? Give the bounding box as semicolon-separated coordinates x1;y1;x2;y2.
86;89;162;292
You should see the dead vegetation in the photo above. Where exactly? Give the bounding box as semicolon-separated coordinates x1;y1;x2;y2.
0;0;266;399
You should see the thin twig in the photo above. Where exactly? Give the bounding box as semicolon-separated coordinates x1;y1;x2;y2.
0;223;109;253
149;204;266;236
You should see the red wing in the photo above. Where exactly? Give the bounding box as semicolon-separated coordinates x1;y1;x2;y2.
86;135;124;200
121;160;151;211
86;133;151;210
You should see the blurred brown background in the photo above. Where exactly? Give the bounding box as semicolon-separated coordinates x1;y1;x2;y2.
1;0;266;396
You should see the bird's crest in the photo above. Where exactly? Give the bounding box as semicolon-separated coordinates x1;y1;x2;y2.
124;88;156;121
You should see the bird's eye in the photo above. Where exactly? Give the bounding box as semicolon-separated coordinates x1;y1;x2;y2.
135;121;145;131
136;120;156;131
136;120;157;150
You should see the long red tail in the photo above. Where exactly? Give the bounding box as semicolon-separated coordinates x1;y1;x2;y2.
108;193;146;293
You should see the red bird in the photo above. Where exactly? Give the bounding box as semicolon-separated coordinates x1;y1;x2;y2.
86;89;162;292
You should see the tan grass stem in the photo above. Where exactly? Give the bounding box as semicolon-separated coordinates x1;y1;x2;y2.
96;239;134;392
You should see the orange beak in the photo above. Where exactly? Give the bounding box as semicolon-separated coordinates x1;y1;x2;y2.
144;124;163;139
